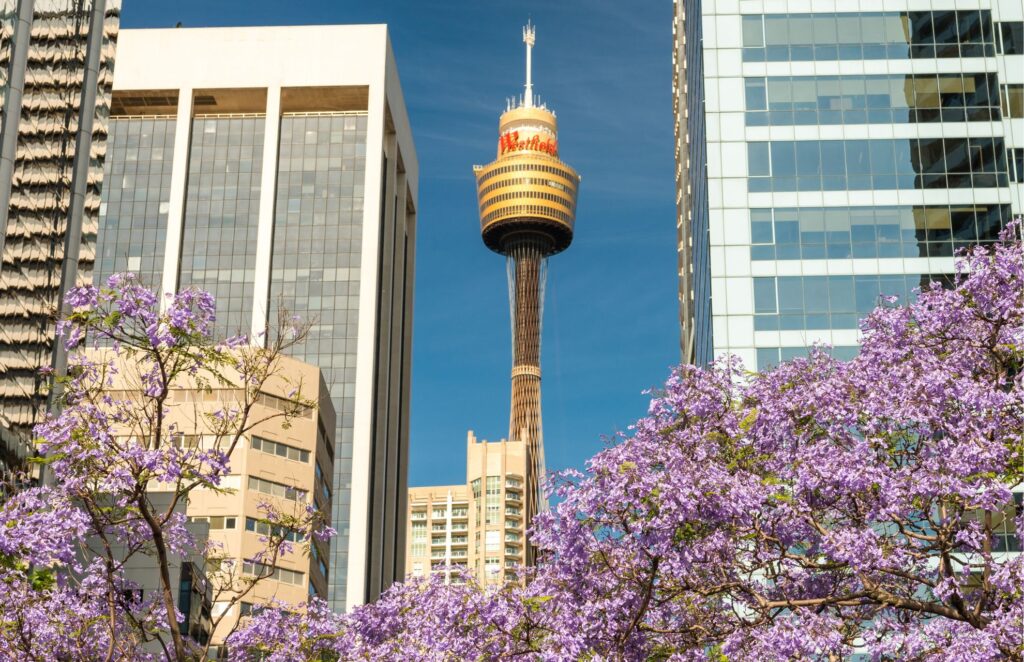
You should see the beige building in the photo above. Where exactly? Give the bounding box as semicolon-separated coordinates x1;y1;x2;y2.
93;350;334;646
406;432;526;585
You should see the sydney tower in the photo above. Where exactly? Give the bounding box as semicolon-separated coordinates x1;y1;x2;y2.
473;22;580;552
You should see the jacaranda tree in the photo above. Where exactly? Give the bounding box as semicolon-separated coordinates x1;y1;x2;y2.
0;225;1020;661
229;225;1023;662
0;276;332;661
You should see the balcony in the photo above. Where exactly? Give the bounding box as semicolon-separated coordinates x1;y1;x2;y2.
505;478;522;489
505;546;521;556
431;511;447;519
411;511;427;521
505;493;521;503
451;536;468;545
505;506;521;517
450;509;469;519
505;534;521;544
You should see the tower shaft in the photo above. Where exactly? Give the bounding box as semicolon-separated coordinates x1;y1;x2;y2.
507;238;548;525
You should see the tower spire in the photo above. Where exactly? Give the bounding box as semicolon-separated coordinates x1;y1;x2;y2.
523;20;535;108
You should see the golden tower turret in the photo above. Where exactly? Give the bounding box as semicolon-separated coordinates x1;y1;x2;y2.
473;22;580;560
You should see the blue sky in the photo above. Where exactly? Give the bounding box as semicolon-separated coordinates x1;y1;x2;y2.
122;1;680;487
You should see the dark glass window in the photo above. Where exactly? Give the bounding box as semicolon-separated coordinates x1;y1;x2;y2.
96;118;177;290
1001;84;1024;118
742;11;996;61
1010;149;1024;184
748;138;1009;191
749;205;1012;261
999;22;1024;54
179;116;265;338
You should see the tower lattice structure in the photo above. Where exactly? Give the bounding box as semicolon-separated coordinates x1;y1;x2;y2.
473;22;580;561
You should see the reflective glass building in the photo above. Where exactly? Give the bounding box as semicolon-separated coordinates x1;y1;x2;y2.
674;1;1023;368
97;26;418;611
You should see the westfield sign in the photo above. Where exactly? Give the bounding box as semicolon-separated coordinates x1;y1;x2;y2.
499;131;558;156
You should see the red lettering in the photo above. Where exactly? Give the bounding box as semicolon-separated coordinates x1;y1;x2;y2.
496;132;559;157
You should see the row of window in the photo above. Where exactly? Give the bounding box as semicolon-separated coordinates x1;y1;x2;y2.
753;274;951;331
188;515;237;530
245;516;303;543
477;176;572;198
255;391;314;419
744;73;1004;126
480;203;575;227
475;161;578;186
241;561;304;586
755;346;860;371
748;138;1009;192
247;476;307;503
251;435;311;463
742;12;1001;62
478;189;575;212
749;205;1011;261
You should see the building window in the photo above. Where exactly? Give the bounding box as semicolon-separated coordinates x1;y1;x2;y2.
251;435;311;463
411;522;427;557
749;205;1011;261
999;22;1024;54
748;138;1008;192
744;73;1001;126
247;476;307;503
1000;84;1024;118
1010;150;1024;184
486;476;501;524
412;562;423;577
752;274;953;331
188;516;236;530
241;561;304;586
485;558;501;581
756;346;859;372
245;517;302;543
471;478;481;499
742;11;995;62
485;530;500;552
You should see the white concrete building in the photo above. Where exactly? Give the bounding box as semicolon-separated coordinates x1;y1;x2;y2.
675;0;1023;367
98;25;418;611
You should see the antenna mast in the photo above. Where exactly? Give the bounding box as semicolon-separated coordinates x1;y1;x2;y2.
523;21;535;108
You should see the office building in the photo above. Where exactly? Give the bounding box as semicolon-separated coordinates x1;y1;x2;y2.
0;0;120;472
93;349;333;649
472;23;580;559
405;432;527;585
674;1;1023;367
96;25;418;611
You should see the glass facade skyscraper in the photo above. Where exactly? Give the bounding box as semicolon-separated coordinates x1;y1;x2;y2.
675;0;1023;368
96;25;418;612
